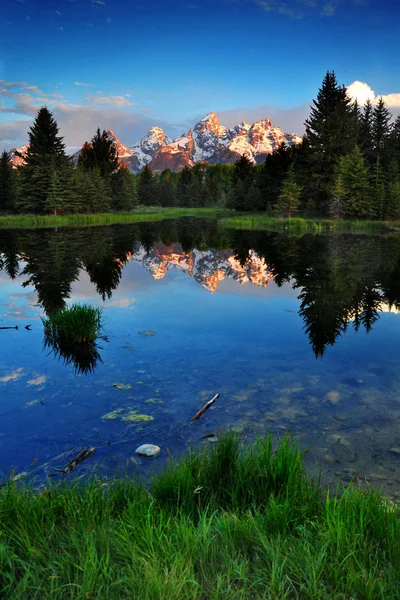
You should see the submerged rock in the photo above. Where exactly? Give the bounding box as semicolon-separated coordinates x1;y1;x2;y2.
333;438;357;462
201;433;218;442
135;444;161;457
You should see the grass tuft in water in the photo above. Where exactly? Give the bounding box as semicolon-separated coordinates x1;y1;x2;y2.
42;304;104;374
0;432;399;599
42;303;102;344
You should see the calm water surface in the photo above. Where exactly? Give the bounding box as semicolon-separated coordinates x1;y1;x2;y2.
1;219;400;495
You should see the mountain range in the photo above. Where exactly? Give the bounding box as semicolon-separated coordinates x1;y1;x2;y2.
10;112;302;173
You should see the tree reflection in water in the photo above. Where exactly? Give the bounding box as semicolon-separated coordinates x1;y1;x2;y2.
1;219;400;363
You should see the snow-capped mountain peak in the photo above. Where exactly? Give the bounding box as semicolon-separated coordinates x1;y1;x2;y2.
9;112;302;173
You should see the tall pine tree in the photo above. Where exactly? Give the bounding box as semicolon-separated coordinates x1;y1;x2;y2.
372;97;391;156
78;129;119;178
304;71;358;211
19;106;69;213
0;151;17;212
334;146;371;218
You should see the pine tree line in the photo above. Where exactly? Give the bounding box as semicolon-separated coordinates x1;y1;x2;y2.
1;73;400;219
0;108;138;214
229;71;400;219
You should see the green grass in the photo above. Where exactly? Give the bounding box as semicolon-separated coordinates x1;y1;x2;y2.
1;432;399;599
220;214;400;234
42;303;102;344
0;207;229;229
1;208;400;233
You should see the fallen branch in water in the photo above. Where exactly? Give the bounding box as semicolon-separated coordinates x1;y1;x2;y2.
53;447;96;475
0;325;31;330
191;394;220;422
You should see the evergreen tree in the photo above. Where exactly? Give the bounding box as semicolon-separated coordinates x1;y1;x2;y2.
372;97;391;155
26;106;66;162
78;129;119;177
359;99;374;162
386;116;400;169
274;165;302;218
156;169;175;207
65;169;84;213
78;142;95;170
111;165;138;211
334;146;371;218
231;154;254;184
20;106;68;213
86;168;112;212
387;179;400;219
329;172;346;219
304;71;358;210
227;155;255;210
0;151;17;212
372;155;386;220
45;169;66;214
259;143;293;211
176;166;194;207
138;164;156;205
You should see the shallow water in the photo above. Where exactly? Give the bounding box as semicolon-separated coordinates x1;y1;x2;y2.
1;220;400;495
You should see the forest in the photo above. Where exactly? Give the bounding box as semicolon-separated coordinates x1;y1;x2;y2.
0;71;400;220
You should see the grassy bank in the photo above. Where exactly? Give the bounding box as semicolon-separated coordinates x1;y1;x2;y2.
2;208;400;233
0;207;228;229
1;432;399;599
220;215;400;233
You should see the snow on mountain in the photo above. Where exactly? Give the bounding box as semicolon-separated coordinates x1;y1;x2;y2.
126;127;170;172
192;111;227;162
9;113;302;173
129;242;276;293
9;143;29;168
149;129;194;172
136;112;302;172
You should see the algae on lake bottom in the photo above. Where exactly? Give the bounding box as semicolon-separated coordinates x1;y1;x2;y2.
101;407;154;423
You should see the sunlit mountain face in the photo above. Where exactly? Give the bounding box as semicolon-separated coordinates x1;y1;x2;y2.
11;113;302;173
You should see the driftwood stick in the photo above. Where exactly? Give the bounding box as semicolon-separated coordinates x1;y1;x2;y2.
191;394;220;422
0;326;18;330
53;447;96;475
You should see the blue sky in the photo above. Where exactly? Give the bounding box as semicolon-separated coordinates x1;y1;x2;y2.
0;0;399;150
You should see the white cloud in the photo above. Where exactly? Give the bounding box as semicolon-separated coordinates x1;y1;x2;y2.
75;81;92;87
347;80;400;108
86;94;134;107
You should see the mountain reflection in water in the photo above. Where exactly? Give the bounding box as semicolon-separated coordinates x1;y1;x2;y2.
1;218;399;359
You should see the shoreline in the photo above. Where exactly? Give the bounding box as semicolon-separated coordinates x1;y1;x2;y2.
0;207;400;232
1;431;399;598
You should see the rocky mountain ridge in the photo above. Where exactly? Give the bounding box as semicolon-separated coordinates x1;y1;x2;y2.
9;112;302;173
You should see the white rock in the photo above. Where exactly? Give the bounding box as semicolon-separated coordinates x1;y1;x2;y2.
135;444;161;457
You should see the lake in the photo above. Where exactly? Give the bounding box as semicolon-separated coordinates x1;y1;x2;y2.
1;218;400;495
